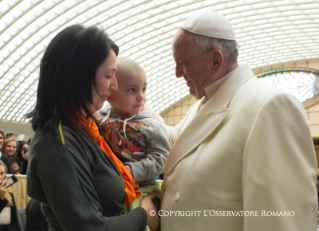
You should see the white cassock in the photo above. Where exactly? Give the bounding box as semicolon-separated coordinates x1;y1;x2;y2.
161;64;317;231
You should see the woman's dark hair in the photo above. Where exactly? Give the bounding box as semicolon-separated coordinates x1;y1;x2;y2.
18;141;28;160
25;24;119;131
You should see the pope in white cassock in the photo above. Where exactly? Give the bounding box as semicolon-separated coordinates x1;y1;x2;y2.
161;10;318;231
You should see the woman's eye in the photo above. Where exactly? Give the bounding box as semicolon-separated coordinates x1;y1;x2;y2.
105;76;111;79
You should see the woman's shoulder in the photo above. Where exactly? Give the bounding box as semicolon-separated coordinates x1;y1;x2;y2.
33;122;82;145
0;154;9;161
30;123;81;161
31;122;105;164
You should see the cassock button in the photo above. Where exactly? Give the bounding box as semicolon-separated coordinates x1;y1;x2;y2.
174;192;180;201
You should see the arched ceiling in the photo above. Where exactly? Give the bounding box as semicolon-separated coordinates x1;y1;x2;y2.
1;0;319;122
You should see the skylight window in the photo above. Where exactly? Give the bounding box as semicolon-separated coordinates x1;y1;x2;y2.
258;68;319;102
0;0;318;122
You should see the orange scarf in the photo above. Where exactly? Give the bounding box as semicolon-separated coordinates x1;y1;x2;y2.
71;115;140;207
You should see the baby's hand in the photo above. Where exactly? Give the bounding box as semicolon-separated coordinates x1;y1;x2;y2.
124;165;133;177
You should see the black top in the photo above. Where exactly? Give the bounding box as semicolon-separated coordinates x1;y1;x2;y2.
0;193;20;231
0;198;8;213
26;198;48;231
27;122;147;231
19;160;28;175
0;155;21;174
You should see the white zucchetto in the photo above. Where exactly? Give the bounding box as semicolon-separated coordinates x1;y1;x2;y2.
180;10;236;41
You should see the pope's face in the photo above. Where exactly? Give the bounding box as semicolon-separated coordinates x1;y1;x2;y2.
172;30;213;99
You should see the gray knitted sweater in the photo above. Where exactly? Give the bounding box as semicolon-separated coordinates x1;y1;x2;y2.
27;122;147;231
96;108;170;186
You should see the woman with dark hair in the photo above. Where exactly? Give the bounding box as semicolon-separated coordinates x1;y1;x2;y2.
26;25;158;231
17;141;29;174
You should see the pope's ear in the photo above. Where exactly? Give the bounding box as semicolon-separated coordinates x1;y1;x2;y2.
211;49;224;69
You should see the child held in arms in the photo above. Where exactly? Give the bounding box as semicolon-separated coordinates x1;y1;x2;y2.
96;58;169;188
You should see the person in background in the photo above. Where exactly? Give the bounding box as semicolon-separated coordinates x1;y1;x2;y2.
5;133;15;140
26;24;159;231
161;10;317;231
0;161;12;213
0;160;20;231
0;139;20;174
0;130;5;158
17;142;29;175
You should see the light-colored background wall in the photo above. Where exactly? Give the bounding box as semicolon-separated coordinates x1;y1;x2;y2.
0;120;33;141
305;95;319;138
161;95;197;126
252;58;319;75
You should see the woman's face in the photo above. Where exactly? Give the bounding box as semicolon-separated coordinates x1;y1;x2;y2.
90;50;118;113
0;133;3;149
21;143;29;161
4;141;17;157
21;143;29;154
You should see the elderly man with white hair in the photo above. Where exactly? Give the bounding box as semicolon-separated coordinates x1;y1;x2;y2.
161;10;317;231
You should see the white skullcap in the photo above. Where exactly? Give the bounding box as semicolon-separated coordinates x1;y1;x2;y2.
180;10;236;41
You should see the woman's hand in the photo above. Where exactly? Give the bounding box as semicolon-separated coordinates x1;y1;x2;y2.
10;163;19;174
0;179;9;200
139;191;159;231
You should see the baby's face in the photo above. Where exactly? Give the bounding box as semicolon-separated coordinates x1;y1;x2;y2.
108;70;147;116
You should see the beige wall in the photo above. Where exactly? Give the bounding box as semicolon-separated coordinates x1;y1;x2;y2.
305;96;319;138
0;120;33;141
252;58;319;75
161;95;197;126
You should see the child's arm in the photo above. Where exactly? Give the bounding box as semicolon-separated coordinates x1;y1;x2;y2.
126;122;170;183
124;165;133;176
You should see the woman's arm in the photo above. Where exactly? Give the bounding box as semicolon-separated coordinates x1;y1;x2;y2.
0;178;13;211
28;128;150;231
